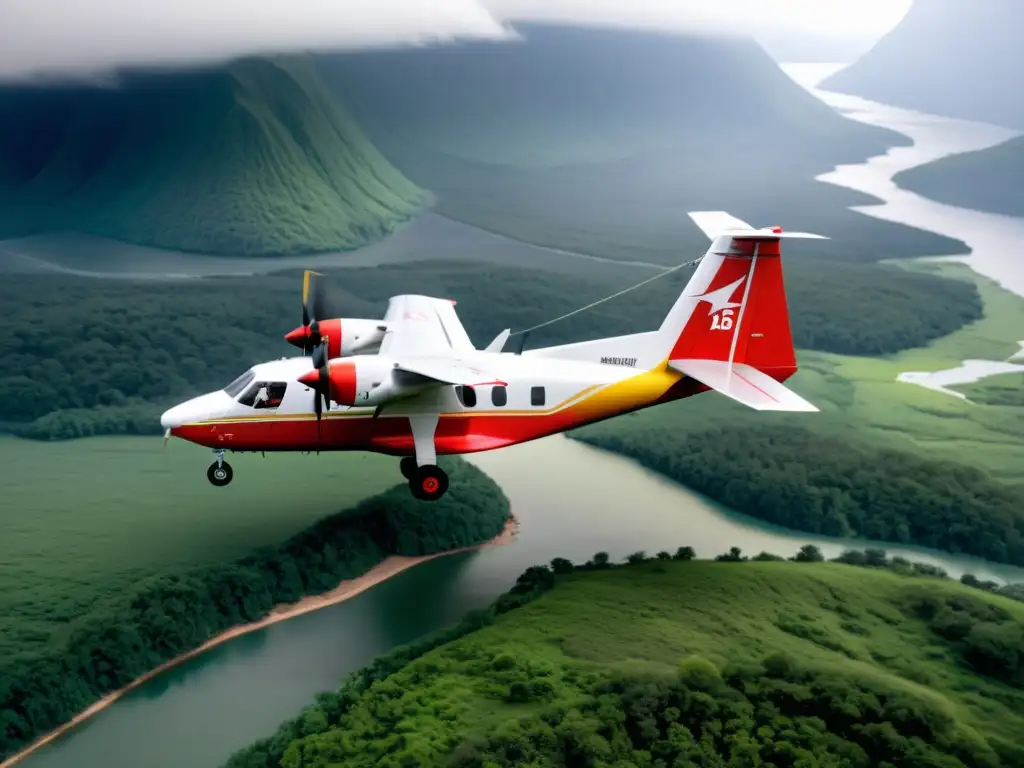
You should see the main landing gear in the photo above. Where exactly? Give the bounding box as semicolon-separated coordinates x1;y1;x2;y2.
400;457;449;502
402;413;449;502
207;449;233;487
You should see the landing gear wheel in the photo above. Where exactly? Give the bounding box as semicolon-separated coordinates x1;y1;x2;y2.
207;461;233;487
410;465;449;502
399;456;418;481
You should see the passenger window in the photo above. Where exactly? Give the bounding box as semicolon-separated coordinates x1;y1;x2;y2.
239;381;288;409
491;385;507;407
530;386;545;407
455;385;477;408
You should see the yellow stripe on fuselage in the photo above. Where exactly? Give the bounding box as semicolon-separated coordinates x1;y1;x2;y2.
192;358;682;427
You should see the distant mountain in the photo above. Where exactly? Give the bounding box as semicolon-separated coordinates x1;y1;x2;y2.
0;58;426;256
314;23;964;266
320;23;902;169
755;31;879;64
894;134;1024;217
821;0;1024;129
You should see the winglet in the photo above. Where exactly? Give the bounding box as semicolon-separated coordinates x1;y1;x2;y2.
484;329;511;353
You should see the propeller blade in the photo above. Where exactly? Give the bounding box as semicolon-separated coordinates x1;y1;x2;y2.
162;428;171;450
310;275;333;322
301;270;326;349
301;270;317;327
312;340;326;370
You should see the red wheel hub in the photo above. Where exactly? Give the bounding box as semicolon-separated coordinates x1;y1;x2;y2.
422;476;439;493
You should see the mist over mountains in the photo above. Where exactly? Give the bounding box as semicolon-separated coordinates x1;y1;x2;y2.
0;22;953;260
822;0;1024;129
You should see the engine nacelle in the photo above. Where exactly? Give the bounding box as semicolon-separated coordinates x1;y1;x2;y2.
325;356;422;407
285;318;388;358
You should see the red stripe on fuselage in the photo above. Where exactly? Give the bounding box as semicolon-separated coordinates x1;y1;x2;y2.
171;377;707;456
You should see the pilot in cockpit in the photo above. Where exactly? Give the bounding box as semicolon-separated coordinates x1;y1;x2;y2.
253;384;270;407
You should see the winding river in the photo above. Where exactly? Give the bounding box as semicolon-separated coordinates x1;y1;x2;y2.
13;64;1024;768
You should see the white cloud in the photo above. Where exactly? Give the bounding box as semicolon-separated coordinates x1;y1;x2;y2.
0;0;913;81
484;0;912;42
0;0;513;80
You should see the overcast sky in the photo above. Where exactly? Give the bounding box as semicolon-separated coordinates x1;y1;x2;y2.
0;0;913;80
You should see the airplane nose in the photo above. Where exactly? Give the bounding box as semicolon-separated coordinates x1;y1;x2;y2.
160;405;185;430
160;391;233;430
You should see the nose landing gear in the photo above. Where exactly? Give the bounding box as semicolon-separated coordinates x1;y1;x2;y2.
208;449;233;487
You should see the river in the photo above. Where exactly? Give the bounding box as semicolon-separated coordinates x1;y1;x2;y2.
14;65;1024;768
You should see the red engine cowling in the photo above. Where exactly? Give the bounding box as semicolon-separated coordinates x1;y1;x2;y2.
325;356;395;406
284;318;387;357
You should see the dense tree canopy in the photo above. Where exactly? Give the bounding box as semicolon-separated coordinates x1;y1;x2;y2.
225;551;1024;768
0;459;509;762
576;424;1024;566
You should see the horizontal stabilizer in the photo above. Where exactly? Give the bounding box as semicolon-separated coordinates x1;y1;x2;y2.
669;359;818;412
395;357;506;388
687;211;828;241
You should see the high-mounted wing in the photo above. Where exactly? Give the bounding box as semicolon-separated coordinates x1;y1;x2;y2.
394;357;507;388
380;295;476;358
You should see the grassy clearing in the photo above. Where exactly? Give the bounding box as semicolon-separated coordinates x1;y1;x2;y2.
954;373;1024;406
0;435;398;659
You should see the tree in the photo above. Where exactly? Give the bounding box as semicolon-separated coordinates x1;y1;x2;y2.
791;545;824;563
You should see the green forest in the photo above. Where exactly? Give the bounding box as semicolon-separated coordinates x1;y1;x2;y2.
225;549;1024;768
0;259;981;438
0;459;509;761
894;136;1024;218
576;424;1024;567
0;58;425;256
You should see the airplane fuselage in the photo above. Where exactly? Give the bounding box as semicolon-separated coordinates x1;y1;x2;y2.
164;352;703;456
161;211;821;500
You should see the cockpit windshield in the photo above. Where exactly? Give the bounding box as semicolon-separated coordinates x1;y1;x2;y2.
223;370;255;398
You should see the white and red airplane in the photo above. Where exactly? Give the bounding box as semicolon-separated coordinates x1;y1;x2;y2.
161;212;822;501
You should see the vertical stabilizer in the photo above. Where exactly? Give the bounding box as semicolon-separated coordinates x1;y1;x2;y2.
657;212;825;411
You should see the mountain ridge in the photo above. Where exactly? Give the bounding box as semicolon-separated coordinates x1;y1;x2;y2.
822;0;1024;129
0;58;427;256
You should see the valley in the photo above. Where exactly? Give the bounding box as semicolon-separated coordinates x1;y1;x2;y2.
1;19;1022;768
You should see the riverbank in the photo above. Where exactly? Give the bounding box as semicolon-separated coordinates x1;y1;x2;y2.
0;515;519;768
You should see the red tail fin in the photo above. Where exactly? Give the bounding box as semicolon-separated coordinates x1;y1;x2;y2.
668;236;797;383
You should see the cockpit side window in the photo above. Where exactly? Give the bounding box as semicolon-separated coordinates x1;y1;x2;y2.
239;381;288;409
223;370;255;398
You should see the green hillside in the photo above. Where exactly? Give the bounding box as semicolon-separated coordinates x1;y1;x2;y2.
0;58;426;256
227;555;1024;767
319;24;969;265
894;135;1024;217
